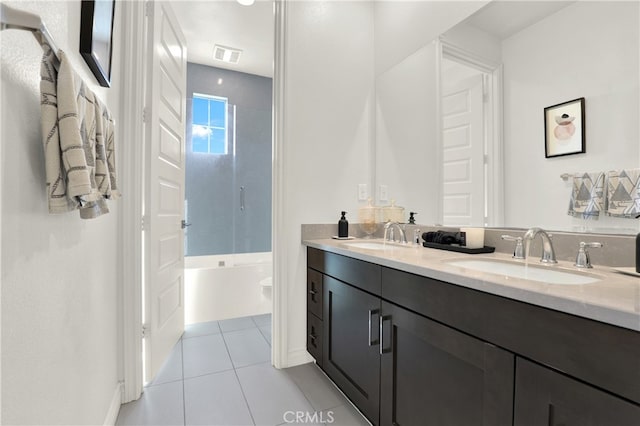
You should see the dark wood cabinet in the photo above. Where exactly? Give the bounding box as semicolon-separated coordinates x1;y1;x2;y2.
306;247;640;426
514;358;640;426
380;300;514;426
323;275;381;425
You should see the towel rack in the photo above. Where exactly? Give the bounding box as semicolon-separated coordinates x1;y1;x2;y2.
0;4;61;69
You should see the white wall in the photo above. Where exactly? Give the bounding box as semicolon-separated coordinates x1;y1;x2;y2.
502;1;640;233
374;0;489;76
375;42;440;223
282;0;375;364
1;1;122;424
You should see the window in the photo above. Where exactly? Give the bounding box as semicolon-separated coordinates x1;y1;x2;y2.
191;94;228;154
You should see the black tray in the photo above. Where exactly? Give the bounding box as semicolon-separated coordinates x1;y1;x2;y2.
422;242;495;254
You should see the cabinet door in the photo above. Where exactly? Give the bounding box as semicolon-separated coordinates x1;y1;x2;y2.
380;301;514;426
514;358;640;426
323;276;381;425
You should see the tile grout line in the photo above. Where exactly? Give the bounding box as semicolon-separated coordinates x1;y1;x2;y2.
256;324;271;346
220;328;258;426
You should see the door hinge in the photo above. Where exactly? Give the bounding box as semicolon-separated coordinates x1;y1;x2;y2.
141;215;146;231
142;107;148;123
145;1;153;17
484;154;489;164
142;323;150;338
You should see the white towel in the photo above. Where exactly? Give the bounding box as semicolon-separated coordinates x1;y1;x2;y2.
40;48;119;219
606;169;640;218
567;172;604;220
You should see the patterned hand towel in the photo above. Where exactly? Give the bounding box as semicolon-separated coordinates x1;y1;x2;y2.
40;48;119;219
40;45;78;213
567;172;605;220
606;169;640;218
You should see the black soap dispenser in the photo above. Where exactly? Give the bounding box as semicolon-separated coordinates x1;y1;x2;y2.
339;211;349;238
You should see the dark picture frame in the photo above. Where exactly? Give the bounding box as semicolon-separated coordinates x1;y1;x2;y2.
79;0;116;88
544;97;585;158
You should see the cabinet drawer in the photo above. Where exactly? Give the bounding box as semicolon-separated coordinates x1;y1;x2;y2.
307;312;323;366
307;268;323;319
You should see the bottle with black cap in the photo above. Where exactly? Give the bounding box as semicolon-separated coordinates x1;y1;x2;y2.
339;211;349;238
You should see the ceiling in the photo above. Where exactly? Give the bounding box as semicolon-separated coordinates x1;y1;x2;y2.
171;0;275;78
170;0;572;78
466;1;575;40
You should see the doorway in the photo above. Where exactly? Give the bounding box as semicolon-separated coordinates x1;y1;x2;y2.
119;0;281;402
438;41;504;228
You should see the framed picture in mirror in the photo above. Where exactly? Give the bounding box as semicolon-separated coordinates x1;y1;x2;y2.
544;97;585;158
79;0;116;88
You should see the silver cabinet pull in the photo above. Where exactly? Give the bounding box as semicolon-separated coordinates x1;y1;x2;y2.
368;309;379;346
379;315;392;354
240;186;245;211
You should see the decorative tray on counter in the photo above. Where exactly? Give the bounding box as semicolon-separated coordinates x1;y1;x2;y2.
422;242;495;254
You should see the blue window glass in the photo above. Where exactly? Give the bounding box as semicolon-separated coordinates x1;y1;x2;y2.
209;100;226;127
191;94;228;154
192;97;209;126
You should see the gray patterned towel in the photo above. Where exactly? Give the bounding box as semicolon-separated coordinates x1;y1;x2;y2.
40;47;119;219
568;172;605;220
606;169;640;218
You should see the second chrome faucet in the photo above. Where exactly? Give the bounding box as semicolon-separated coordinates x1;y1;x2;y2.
522;227;557;263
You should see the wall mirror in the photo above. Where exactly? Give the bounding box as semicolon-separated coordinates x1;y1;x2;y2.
374;0;639;234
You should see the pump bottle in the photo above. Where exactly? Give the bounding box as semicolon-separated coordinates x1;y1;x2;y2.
338;211;349;238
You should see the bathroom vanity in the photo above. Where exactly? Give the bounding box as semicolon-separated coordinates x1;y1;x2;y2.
304;240;640;426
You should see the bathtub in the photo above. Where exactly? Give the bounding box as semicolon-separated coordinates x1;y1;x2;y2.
184;252;272;325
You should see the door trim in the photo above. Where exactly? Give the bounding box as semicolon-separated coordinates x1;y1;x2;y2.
119;0;146;403
437;39;504;227
272;0;287;369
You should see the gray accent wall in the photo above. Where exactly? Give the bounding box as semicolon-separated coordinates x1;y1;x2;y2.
186;63;272;256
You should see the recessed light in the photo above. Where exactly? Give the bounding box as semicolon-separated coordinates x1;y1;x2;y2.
237;0;255;6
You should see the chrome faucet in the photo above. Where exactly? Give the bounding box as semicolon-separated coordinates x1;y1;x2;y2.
383;222;407;244
522;227;557;264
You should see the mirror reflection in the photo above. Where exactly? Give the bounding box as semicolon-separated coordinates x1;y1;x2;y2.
375;1;639;234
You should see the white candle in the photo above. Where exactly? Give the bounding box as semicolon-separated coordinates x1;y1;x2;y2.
461;227;485;249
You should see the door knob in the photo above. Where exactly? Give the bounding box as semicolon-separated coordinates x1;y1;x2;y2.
181;220;191;229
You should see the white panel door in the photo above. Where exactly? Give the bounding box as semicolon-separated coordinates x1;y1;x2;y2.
144;1;187;382
442;74;484;226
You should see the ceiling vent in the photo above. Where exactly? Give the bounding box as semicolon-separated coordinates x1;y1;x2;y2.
213;44;242;64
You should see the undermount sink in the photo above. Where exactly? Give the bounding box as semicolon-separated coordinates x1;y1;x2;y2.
343;241;409;251
446;258;601;285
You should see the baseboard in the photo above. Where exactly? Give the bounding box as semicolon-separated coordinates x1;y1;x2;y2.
103;382;123;426
286;347;313;367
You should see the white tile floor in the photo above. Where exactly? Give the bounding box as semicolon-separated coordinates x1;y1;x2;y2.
116;314;370;426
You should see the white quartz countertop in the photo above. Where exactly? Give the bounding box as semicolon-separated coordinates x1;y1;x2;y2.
303;238;640;332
